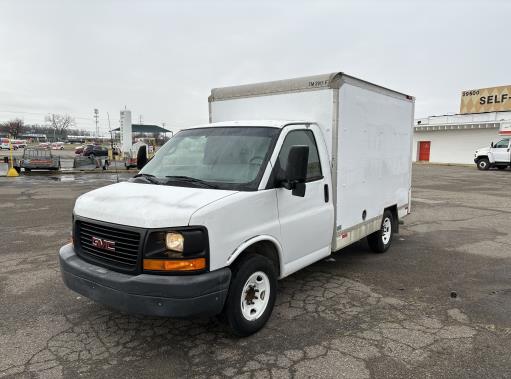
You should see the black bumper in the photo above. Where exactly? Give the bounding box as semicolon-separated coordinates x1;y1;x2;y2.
59;244;231;317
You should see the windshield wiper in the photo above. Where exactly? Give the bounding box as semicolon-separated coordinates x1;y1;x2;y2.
133;173;161;185
165;175;219;189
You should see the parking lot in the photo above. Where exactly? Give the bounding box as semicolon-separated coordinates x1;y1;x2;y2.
1;164;510;378
0;145;126;172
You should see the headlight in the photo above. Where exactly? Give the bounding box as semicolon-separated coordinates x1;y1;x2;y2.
166;232;184;252
144;228;209;273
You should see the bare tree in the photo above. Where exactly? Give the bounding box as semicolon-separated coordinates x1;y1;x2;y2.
45;113;75;140
0;119;25;138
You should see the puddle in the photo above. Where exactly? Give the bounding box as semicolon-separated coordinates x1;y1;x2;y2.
48;175;75;182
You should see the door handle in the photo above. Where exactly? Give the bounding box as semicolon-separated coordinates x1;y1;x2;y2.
324;184;329;203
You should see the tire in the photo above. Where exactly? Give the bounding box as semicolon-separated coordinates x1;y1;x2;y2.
223;254;277;337
367;210;394;254
477;158;490;170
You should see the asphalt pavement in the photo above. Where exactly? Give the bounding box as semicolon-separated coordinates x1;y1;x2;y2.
1;164;510;378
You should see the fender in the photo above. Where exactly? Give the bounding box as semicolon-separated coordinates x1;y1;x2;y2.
226;235;284;278
476;154;493;165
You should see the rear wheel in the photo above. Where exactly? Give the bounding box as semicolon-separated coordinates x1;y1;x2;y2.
223;254;277;336
368;210;394;254
477;158;490;170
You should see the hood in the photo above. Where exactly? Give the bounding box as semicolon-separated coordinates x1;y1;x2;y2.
74;181;237;228
475;146;490;154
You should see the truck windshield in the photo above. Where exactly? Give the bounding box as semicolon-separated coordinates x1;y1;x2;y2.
138;127;280;191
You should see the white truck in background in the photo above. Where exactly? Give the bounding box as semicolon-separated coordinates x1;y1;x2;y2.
474;121;511;170
59;72;415;336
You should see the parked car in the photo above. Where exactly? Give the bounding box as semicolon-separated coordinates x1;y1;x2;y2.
82;145;108;157
0;138;13;150
20;148;60;171
75;145;87;154
12;140;27;149
38;142;50;149
51;142;65;150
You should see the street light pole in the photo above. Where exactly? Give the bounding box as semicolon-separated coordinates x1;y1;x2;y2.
94;108;99;139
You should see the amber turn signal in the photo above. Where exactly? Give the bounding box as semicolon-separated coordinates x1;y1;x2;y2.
143;258;206;271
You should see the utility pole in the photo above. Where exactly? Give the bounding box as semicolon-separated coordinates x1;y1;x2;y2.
94;108;99;139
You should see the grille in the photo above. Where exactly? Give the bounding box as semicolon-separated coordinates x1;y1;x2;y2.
76;220;142;272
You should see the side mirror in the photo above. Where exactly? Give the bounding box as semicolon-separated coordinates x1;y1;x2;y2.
136;145;148;169
491;142;494;148
282;145;309;197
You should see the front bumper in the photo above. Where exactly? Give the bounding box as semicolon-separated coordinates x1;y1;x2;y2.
59;244;231;317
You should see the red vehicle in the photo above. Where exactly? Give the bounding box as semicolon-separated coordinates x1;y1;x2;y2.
74;145;89;154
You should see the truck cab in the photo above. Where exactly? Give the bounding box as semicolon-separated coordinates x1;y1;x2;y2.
474;137;511;170
60;121;334;336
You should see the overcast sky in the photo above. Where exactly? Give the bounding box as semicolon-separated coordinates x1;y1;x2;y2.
1;0;509;134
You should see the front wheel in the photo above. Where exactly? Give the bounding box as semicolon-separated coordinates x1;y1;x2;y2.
477;158;490;170
367;210;394;253
223;254;277;336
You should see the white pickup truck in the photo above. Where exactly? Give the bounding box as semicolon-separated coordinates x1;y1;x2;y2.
59;72;414;336
474;137;511;170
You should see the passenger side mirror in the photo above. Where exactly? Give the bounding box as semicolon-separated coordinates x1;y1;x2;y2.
282;145;309;197
491;142;494;148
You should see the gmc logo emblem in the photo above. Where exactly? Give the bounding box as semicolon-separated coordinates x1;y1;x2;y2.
91;236;116;252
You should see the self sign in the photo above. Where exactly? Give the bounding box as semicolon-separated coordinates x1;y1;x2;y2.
480;93;509;105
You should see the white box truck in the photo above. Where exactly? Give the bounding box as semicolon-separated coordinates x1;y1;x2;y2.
59;72;414;336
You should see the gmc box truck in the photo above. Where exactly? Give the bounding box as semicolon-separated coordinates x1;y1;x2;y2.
59;72;415;336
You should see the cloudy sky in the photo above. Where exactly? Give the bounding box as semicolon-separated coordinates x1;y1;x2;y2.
0;0;509;134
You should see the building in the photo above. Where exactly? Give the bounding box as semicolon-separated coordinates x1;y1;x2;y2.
112;124;172;137
412;111;511;164
413;84;511;164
